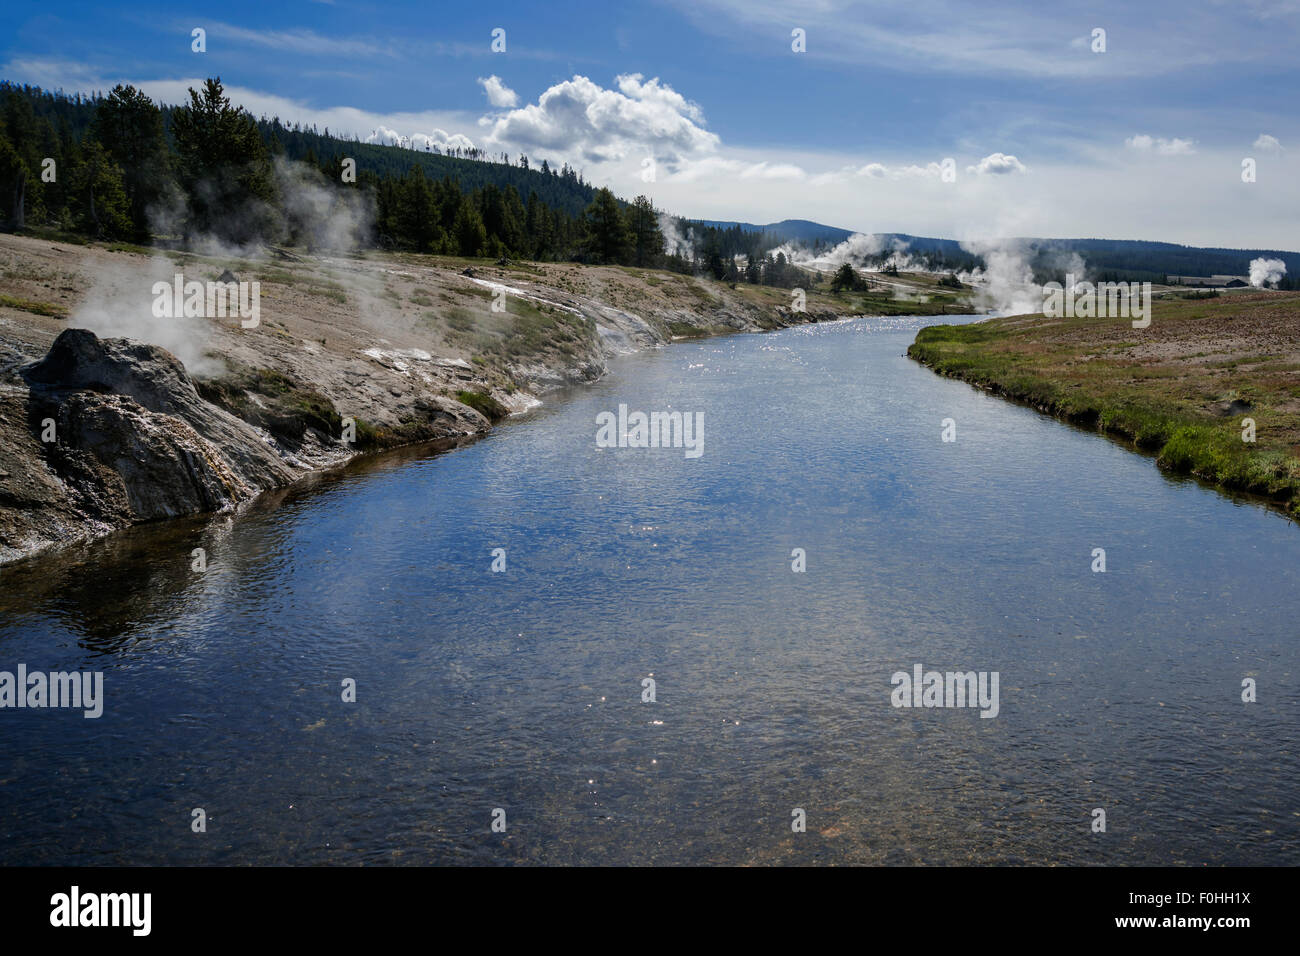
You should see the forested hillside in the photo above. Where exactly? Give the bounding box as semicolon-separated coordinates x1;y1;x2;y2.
1;79;1294;288
0;78;820;289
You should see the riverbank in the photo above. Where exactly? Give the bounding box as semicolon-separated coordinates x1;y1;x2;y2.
908;289;1300;519
1;232;971;565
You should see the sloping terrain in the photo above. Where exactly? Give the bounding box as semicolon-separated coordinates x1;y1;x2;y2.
0;233;858;564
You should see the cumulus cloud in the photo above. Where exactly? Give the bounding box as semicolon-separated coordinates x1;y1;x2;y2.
365;125;476;153
411;130;477;152
1253;133;1282;151
478;75;519;108
966;152;1028;175
1125;134;1196;155
479;73;720;170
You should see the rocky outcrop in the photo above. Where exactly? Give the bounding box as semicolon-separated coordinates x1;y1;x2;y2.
0;326;499;565
0;241;846;566
1;330;302;562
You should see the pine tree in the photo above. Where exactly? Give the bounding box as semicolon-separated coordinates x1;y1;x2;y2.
499;185;527;255
92;84;173;241
452;196;487;257
582;187;631;264
397;165;438;251
627;195;663;267
831;262;860;292
0;129;26;228
68;139;130;238
170;78;278;244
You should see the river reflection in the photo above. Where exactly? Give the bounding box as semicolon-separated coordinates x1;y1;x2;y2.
1;315;1297;865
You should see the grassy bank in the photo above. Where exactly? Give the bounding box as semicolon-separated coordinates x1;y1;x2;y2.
907;290;1300;519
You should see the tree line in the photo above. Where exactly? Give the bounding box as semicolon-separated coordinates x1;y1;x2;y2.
0;77;827;289
0;78;666;266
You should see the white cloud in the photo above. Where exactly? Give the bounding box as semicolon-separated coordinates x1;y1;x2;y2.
1125;134;1197;155
841;160;953;180
1253;133;1283;151
411;130;477;152
364;125;477;153
365;125;403;147
1;56;108;92
6;58;1298;250
665;0;1289;79
740;162;805;180
478;75;519;108
966;152;1028;175
479;73;720;170
206;22;394;58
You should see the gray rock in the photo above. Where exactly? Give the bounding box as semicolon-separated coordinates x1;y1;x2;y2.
2;329;296;562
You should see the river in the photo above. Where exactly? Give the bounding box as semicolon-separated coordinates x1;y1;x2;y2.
1;314;1296;865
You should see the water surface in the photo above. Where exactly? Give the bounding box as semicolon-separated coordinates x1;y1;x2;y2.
1;315;1296;865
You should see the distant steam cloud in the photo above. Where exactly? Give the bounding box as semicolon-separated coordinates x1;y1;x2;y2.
958;239;1042;315
774;233;896;271
659;214;694;257
1253;133;1282;152
1249;257;1287;288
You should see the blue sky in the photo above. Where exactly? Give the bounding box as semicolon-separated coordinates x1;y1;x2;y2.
4;1;1298;247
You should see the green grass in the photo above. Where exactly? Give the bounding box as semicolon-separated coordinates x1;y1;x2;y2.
908;300;1300;518
195;365;342;442
445;307;477;332
105;241;154;255
455;390;508;421
667;320;708;338
0;293;69;319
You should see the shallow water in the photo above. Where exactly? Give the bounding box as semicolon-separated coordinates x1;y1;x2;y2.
1;315;1296;865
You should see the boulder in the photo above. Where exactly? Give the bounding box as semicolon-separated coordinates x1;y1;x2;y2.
17;329;295;527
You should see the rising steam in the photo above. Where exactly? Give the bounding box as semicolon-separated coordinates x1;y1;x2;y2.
1249;257;1286;288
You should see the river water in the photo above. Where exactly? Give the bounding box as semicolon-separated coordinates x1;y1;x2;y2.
1;315;1296;865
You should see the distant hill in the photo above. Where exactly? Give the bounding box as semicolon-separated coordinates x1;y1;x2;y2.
749;225;1300;284
846;233;1298;278
692;218;854;245
3;80;1295;283
258;119;603;219
1012;237;1300;284
0;80;604;220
